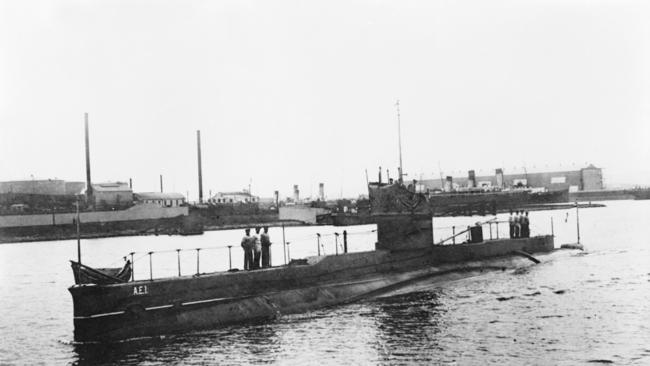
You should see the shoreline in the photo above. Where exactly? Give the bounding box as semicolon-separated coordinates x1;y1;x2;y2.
0;203;604;245
0;220;314;245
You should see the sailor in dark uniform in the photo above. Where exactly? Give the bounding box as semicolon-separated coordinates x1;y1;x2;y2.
261;226;272;268
521;211;530;238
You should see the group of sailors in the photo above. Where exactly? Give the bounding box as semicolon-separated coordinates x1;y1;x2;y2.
509;210;531;238
240;227;272;270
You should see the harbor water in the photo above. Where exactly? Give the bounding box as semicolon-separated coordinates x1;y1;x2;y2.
1;201;649;365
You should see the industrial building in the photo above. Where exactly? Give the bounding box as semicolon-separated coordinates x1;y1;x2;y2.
92;182;133;208
134;192;186;207
0;179;85;195
420;165;603;192
209;191;259;204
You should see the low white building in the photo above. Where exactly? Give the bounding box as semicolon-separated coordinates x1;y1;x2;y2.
135;192;186;207
279;205;329;224
210;191;259;204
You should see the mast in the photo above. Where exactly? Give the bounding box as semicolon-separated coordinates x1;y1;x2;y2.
575;201;581;244
396;100;404;184
76;198;81;264
196;130;203;203
84;113;93;206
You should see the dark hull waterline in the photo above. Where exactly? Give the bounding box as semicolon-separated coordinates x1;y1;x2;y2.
70;236;554;342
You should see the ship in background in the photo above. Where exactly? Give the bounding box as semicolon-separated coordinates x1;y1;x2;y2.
368;167;570;217
368;179;567;218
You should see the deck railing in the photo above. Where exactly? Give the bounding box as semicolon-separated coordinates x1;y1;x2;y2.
123;228;379;282
125;244;236;281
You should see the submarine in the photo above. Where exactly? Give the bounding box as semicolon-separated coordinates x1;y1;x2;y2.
69;181;559;342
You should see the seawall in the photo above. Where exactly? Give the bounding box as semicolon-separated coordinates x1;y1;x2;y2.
0;204;188;228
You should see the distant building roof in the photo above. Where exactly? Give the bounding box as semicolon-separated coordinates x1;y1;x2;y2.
135;192;185;200
92;182;131;192
214;191;255;197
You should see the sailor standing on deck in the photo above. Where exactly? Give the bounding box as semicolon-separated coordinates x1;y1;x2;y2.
514;211;522;238
261;226;272;268
509;211;515;239
241;228;254;270
252;227;262;269
521;211;530;238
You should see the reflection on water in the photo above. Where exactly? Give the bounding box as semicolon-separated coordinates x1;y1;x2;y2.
372;291;446;364
1;201;650;365
73;322;284;366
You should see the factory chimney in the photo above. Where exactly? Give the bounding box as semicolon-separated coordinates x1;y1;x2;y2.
467;170;476;188
293;185;300;202
129;178;132;189
196;130;203;203
274;190;279;210
84;113;93;205
444;176;453;192
495;168;504;189
160;174;163;193
318;183;325;201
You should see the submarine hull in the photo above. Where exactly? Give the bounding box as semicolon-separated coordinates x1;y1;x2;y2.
70;235;553;342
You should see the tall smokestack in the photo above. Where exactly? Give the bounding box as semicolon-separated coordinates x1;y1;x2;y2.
274;190;279;209
468;170;476;188
160;174;163;193
129;178;132;189
318;183;325;201
444;176;453;192
196;130;203;203
293;185;299;202
495;168;504;189
84;113;93;204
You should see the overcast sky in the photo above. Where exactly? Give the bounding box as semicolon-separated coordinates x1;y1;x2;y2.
1;0;648;200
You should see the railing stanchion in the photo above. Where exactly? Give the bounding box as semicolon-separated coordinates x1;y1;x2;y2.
551;217;554;237
286;242;291;262
282;224;287;265
227;245;233;270
176;249;181;276
452;226;456;245
343;230;348;253
489;223;493;240
496;222;499;239
130;252;135;281
196;248;201;275
317;233;321;256
335;233;339;255
575;201;581;244
148;251;153;281
431;217;435;245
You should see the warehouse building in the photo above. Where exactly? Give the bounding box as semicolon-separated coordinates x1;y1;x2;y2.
135;192;186;207
0;179;85;195
420;165;603;192
92;182;133;209
209;191;259;204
